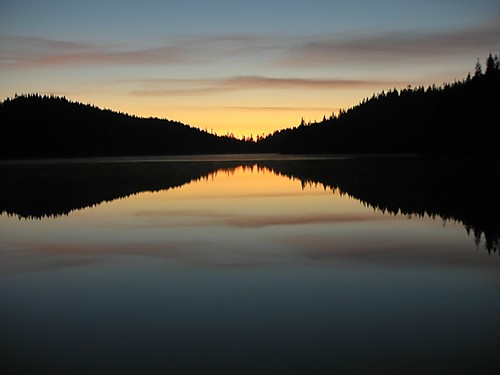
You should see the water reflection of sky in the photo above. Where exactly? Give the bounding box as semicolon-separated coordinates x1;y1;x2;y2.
1;165;500;373
1;165;499;274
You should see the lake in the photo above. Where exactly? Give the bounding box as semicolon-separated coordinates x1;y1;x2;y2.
1;155;499;374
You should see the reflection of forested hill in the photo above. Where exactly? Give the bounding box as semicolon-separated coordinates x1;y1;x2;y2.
261;157;500;253
1;157;498;253
0;161;238;218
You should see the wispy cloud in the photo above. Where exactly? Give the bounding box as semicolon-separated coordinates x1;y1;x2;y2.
214;106;338;112
0;35;185;67
0;34;271;68
128;76;401;96
2;13;499;71
281;14;500;66
222;76;397;89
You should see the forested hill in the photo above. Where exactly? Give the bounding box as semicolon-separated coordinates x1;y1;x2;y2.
0;95;252;158
258;55;500;155
2;56;499;158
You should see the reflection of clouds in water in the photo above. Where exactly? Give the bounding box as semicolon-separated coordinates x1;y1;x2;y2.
131;209;388;228
2;159;499;278
2;159;497;254
277;231;500;280
0;241;185;275
0;244;98;275
0;239;289;274
224;213;385;228
3;225;500;281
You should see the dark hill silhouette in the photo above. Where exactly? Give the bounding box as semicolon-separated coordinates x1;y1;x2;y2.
258;54;500;155
1;55;499;157
1;157;498;253
0;95;253;158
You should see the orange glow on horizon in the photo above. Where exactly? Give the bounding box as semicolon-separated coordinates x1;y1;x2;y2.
154;106;340;138
66;89;374;138
1;73;445;138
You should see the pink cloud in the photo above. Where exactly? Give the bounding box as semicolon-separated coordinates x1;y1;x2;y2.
0;34;271;68
281;14;500;66
0;35;188;68
129;76;402;96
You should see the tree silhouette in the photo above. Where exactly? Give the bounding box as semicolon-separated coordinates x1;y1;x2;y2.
474;58;483;77
1;55;499;158
0;95;256;158
257;55;500;155
486;53;500;75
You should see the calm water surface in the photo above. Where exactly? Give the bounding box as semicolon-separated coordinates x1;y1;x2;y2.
1;157;500;374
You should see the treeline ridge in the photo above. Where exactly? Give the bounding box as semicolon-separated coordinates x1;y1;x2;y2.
1;55;499;157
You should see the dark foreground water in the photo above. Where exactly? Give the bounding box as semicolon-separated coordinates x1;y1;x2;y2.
1;155;499;374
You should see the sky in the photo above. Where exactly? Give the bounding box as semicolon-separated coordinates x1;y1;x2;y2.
1;0;499;137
